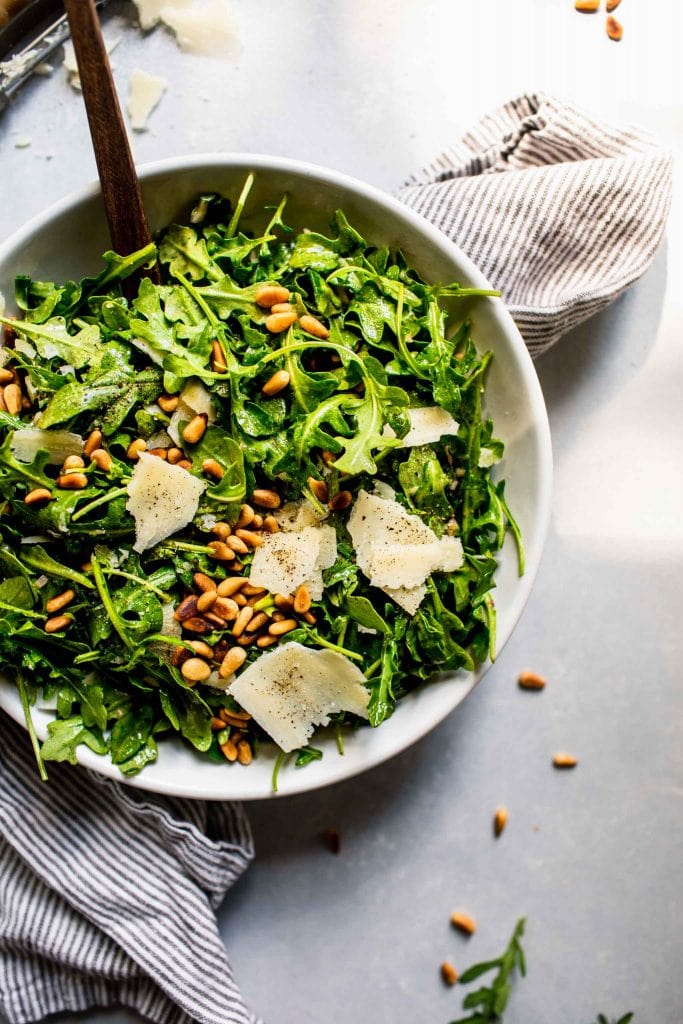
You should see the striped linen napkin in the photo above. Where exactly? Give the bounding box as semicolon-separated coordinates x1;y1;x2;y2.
397;93;673;357
0;93;673;1024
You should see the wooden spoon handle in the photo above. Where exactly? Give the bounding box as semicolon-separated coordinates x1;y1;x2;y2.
62;0;160;280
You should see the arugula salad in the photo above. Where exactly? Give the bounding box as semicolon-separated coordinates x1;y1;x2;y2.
0;175;522;784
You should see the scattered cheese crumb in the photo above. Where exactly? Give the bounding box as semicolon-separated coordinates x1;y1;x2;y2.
13;137;32;149
227;642;369;751
127;69;167;132
133;0;240;58
126;452;205;552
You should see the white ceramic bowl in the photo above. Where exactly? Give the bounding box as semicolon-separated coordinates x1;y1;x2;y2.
0;154;552;799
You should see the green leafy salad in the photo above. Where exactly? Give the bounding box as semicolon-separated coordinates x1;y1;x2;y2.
0;174;522;783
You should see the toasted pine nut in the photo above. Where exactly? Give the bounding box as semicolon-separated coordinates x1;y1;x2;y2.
127;438;146;460
211;716;226;730
3;383;22;415
57;473;88;490
254;284;290;308
518;670;546;691
0;367;14;384
176;459;193;471
217;577;247;597
203;612;228;630
236;634;255;647
237;740;252;766
606;14;622;40
263;515;279;533
256;634;278;648
299;314;330;339
574;0;598;9
553;753;578;769
251;488;281;509
233;592;248;606
271;611;286;621
189;640;214;659
303;610;317;625
157;394;179;413
494;806;508;837
440;963;458;987
182;414;207;445
211;339;228;373
235;528;264;548
175;595;199;621
219;646;247;678
270;302;294;314
84;429;103;456
63;455;85;471
226;535;249;555
44;613;73;633
220;738;239;762
241;583;267;597
182;616;213;634
262;369;290;397
167;447;184;464
149;447;168;460
329;490;352;511
265;310;297;333
321;449;336;466
181;657;212;683
307;476;329;503
24;487;52;506
193;572;217;593
202;458;224;479
252;513;263;528
236;503;255;528
268;618;297;636
606;0;620;8
211;521;231;540
220;711;251;728
89;448;112;472
293;584;311;615
196;590;218;613
0;390;8;412
245;612;269;633
45;589;75;614
213;596;239;621
450;912;477;936
232;606;254;637
207;541;236;562
274;594;295;611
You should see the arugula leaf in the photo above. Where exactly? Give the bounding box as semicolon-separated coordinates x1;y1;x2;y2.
40;715;108;765
450;918;526;1024
0;315;102;370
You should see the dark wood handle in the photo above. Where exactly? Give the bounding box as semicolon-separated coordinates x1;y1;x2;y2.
63;0;160;283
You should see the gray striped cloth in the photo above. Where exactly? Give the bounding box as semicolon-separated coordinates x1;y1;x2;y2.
397;92;673;356
0;93;674;1024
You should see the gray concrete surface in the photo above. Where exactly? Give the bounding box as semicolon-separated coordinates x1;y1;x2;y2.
1;2;681;1022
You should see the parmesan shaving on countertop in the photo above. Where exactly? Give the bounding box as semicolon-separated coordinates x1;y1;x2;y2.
126;452;206;553
127;69;167;131
133;0;240;58
227;642;369;752
347;490;464;614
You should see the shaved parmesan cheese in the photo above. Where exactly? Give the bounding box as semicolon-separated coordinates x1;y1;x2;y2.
11;428;83;465
126;452;206;553
127;69;167;131
158;0;240;58
274;500;326;532
249;524;336;600
167;380;216;446
478;447;497;468
228;642;369;751
385;406;459;448
347;490;464;614
132;0;167;30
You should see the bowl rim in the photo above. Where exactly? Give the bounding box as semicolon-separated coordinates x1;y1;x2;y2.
0;153;553;799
